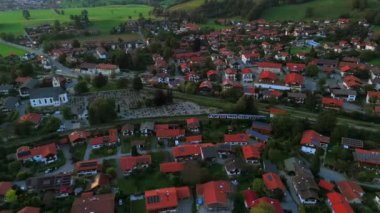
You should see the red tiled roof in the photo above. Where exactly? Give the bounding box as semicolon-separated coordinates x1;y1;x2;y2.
69;131;89;143
172;143;213;158
243;189;258;207
71;193;115;213
186;117;199;126
0;182;12;196
16;143;57;161
321;97;344;108
199;81;212;89
270;108;287;116
327;192;346;205
319;179;335;191
300;130;330;146
285;73;304;85
17;207;40;213
337;180;364;202
160;162;185;173
343;75;361;88
250;197;284;213
156;129;185;138
257;62;282;69
242;68;252;74
367;91;380;99
120;155;151;171
225;68;236;75
224;133;249;143
287;63;306;72
207;70;217;76
185;135;202;143
340;65;351;72
332;202;355;213
263;172;286;192
327;192;355;213
242;145;261;160
145;187;190;212
196;181;231;206
96;63;118;70
75;160;100;172
15;76;32;84
19;113;42;125
90;129;118;146
259;71;277;81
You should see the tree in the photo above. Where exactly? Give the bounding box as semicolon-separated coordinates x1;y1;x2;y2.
234;95;258;114
13;121;34;136
252;178;265;196
181;161;208;185
106;167;116;178
22;9;30;20
305;7;314;18
72;39;81;48
92;73;108;88
61;106;74;120
153;90;167;106
53;20;61;32
88;98;117;125
5;189;17;203
132;75;143;91
18;63;34;77
74;81;89;94
41;116;61;133
250;202;275;213
310;152;321;175
116;77;128;89
305;64;319;77
315;110;337;135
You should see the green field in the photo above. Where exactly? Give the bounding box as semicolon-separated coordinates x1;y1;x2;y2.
369;58;380;66
290;47;311;54
0;43;27;56
262;0;380;21
169;0;205;11
0;4;153;35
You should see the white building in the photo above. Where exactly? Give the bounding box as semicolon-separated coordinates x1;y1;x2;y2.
29;87;68;108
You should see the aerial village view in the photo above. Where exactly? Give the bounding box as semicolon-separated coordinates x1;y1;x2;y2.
0;0;379;213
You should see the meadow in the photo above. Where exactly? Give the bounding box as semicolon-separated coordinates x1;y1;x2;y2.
169;0;205;11
0;4;153;35
0;43;27;56
261;0;380;21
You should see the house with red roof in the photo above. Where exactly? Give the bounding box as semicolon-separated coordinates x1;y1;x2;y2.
199;80;212;93
155;124;185;140
257;62;282;74
255;71;290;91
121;123;135;136
300;130;330;154
172;143;213;161
319;179;335;191
327;192;354;213
95;63;120;76
269;107;287;118
242;145;261;164
207;70;218;81
224;68;237;81
343;75;362;89
186;117;200;132
339;65;352;76
224;133;249;146
160;162;184;174
16;143;58;164
321;97;344;109
0;182;12;202
287;63;306;73
337;180;365;204
120;155;151;176
249;197;284;213
284;73;304;91
145;186;191;213
241;68;253;83
71;193;114;213
251;121;272;134
17;207;40;213
262;172;286;194
366;91;380;104
185;71;201;83
19;113;42;127
243;189;258;208
185;135;202;144
353;148;380;167
75;160;101;176
196;181;232;211
90;129;119;149
68;131;90;145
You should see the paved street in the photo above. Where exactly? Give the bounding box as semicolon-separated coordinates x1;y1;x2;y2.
319;167;346;182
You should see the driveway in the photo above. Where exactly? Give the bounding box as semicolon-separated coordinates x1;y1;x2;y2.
319;167;346;182
177;198;193;213
280;171;301;205
48;145;74;175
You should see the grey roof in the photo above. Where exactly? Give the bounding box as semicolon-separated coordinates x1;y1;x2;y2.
201;146;218;159
225;157;245;172
0;84;13;91
2;97;19;110
331;89;357;96
29;87;66;100
21;79;39;89
140;121;154;130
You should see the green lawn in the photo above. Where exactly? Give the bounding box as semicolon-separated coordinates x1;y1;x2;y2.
262;0;380;21
290;47;311;54
0;4;153;35
130;200;146;213
0;43;27;56
368;58;380;66
169;0;205;11
90;146;117;159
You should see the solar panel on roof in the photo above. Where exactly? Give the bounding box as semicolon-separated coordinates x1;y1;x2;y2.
268;175;273;181
147;195;160;204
